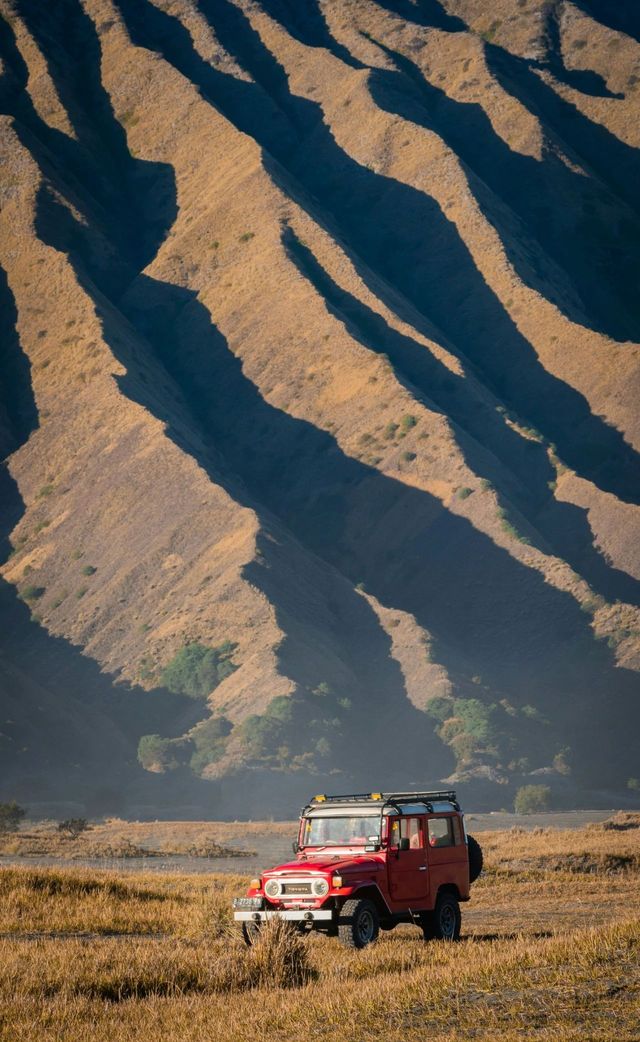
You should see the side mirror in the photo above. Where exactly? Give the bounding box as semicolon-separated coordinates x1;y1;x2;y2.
399;837;410;852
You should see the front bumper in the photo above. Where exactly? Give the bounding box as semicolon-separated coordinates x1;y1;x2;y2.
233;909;333;922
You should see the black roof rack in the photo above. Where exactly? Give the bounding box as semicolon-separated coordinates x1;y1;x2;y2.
305;790;460;812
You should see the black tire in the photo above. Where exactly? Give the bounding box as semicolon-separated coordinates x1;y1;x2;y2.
241;920;262;946
424;892;461;941
419;910;436;941
467;834;484;884
338;898;380;949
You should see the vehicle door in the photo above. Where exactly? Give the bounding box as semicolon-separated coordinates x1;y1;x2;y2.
387;815;429;905
425;815;466;897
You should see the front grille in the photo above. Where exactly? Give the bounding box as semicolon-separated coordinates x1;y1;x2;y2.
281;882;312;895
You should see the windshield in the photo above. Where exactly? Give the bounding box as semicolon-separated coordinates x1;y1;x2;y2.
301;815;380;848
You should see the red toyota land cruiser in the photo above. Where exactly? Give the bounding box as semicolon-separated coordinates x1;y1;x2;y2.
232;790;483;948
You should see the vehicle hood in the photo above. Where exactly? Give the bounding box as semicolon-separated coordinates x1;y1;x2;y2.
263;853;384;876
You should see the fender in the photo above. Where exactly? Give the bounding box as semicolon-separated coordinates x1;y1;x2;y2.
338;881;392;915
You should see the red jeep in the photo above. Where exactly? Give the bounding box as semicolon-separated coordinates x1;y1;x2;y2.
232;790;483;948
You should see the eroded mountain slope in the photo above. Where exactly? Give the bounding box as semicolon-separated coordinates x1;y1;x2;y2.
1;0;639;813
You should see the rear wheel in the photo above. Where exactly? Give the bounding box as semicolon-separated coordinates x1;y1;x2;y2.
338;898;380;949
422;892;461;941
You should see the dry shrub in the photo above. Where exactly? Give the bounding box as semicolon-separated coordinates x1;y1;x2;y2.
0;867;171;902
245;919;316;989
595;812;640;833
195;880;236;941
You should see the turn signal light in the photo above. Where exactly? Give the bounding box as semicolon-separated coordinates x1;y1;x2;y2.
249;878;261;890
331;875;343;888
313;794;327;802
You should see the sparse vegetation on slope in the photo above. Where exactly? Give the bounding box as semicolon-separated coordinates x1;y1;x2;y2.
159;642;238;701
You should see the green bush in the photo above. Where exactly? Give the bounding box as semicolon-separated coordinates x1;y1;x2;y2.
453;698;497;743
190;715;232;773
160;642;237;700
399;414;417;433
0;801;26;833
20;584;45;601
424;696;455;723
137;734;185;772
238;686;351;767
401;450;416;462
456;486;473;500
81;565;97;576
514;784;552;815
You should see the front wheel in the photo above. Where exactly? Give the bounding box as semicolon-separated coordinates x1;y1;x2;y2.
241;920;262;946
422;892;461;941
338;898;380;949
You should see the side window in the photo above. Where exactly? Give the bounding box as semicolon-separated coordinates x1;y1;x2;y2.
428;817;454;848
400;817;424;849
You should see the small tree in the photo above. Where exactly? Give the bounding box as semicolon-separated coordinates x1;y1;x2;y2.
58;818;90;838
160;642;237;700
0;801;26;833
514;784;552;815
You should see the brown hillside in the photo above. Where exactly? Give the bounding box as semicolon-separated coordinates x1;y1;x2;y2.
0;0;639;815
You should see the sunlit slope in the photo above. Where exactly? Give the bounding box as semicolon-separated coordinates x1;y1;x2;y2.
0;0;639;810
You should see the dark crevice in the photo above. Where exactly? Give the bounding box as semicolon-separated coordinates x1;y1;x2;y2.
5;0;640;793
0;267;38;463
0;265;191;805
366;35;640;342
111;0;299;159
368;0;466;33
117;263;640;785
14;0;176;277
541;1;623;99
115;0;640;507
284;228;640;608
250;0;365;67
571;0;640;46
484;40;640;224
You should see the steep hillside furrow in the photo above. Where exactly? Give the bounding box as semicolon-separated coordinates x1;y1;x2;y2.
122;251;638;784
572;0;640;45
4;2;453;786
1;0;639;808
366;35;640;343
283;227;640;609
111;0;640;516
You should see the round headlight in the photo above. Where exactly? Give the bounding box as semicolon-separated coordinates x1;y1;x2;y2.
264;879;280;898
312;878;329;897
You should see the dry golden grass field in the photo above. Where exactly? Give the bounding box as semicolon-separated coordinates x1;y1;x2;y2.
1;815;639;1041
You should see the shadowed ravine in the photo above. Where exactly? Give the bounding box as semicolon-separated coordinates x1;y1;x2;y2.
113;0;640;507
